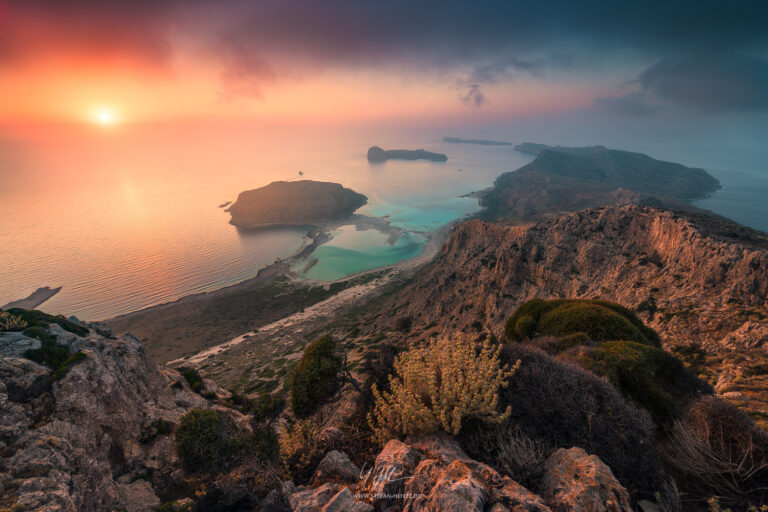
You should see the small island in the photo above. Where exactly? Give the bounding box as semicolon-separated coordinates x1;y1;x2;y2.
226;180;367;229
367;146;447;162
443;136;514;146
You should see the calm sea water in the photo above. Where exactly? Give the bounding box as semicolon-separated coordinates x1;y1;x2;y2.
0;123;532;320
0;121;766;321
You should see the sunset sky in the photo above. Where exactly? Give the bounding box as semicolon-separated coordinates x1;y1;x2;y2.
1;0;767;124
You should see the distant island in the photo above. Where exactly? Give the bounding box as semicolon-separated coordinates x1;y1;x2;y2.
481;143;721;223
367;146;447;162
226;180;367;229
443;136;514;146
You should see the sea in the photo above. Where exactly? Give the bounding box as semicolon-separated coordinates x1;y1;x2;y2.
1;120;766;320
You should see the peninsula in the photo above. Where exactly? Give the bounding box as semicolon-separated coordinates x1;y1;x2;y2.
1;286;61;310
226;180;367;229
367;145;447;162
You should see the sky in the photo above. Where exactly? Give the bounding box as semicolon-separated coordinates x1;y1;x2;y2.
1;0;767;125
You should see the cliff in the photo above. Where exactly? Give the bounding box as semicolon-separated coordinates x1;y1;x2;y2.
372;205;768;351
0;322;229;511
226;180;367;229
481;144;721;222
366;146;447;162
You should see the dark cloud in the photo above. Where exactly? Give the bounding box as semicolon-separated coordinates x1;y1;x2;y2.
460;85;485;107
637;54;768;111
3;0;768;109
593;92;660;116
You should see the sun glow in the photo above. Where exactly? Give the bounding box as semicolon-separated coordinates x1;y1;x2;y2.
92;108;118;126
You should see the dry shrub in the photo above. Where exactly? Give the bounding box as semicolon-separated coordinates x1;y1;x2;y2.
368;334;518;443
663;396;768;510
462;422;549;490
196;460;285;512
278;419;324;483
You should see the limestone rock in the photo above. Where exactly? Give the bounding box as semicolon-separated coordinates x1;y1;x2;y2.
541;447;632;512
116;480;161;512
288;482;342;512
311;450;361;485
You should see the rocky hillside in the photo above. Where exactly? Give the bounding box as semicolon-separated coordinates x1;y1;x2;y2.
0;321;229;511
227;180;367;229
370;205;768;423
480;144;720;223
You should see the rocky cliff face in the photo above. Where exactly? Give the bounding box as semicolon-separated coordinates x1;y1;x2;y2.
375;205;768;352
227;180;367;229
0;323;226;511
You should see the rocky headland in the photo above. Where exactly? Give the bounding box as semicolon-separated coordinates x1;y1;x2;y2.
226;180;367;229
480;144;721;223
366;146;447;162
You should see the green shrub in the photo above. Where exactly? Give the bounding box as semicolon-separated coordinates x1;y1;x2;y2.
179;367;204;393
504;299;660;346
53;351;87;380
7;308;88;337
175;408;278;474
581;340;708;423
0;311;28;331
24;337;71;369
290;335;342;417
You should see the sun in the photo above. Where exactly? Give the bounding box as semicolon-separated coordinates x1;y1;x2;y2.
92;108;119;126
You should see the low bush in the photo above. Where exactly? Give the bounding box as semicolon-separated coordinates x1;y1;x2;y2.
24;337;70;368
53;351;87;380
368;334;518;443
175;409;278;474
504;299;660;346
279;418;325;483
7;308;89;337
462;422;548;491
226;391;285;423
361;342;401;396
663;397;768;510
290;335;342;418
195;461;284;512
580;340;709;423
179;367;204;393
462;344;664;501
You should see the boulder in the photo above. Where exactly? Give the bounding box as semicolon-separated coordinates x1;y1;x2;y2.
311;450;361;486
370;440;422;511
541;447;632;512
116;480;161;512
405;460;487;512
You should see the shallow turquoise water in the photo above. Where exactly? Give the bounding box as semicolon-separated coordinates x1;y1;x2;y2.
297;227;427;281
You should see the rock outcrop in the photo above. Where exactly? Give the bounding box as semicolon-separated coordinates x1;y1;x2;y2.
367;146;447;162
226;180;367;229
541;447;632;512
0;323;225;511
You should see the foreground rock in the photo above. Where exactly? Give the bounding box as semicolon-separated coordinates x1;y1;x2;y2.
367;146;447;162
542;447;632;512
0;324;224;511
226;180;367;229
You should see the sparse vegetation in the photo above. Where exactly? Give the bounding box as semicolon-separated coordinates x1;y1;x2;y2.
368;334;518;443
179;367;205;393
278;418;324;482
7;308;89;337
290;335;342;417
175;408;278;474
0;310;27;331
53;351;88;380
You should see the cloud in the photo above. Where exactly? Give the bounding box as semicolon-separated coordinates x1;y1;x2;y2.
3;0;768;108
637;54;768;111
460;85;485;107
593;92;660;116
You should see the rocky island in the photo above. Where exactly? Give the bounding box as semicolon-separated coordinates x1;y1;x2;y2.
443;136;514;146
226;180;367;229
366;145;447;162
481;143;721;222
